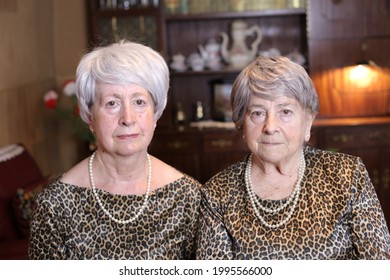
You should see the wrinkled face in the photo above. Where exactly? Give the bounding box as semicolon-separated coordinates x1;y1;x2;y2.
89;83;156;156
243;95;314;165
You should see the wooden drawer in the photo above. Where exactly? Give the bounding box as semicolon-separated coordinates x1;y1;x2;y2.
322;125;390;149
203;131;247;153
149;131;201;154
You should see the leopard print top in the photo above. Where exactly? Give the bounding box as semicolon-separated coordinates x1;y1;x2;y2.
196;146;390;259
29;175;201;260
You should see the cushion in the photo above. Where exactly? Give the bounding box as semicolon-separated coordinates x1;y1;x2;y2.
0;238;29;260
0;143;45;240
0;144;43;197
0;196;19;242
12;180;48;238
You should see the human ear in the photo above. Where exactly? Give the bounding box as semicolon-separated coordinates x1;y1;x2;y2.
304;113;315;142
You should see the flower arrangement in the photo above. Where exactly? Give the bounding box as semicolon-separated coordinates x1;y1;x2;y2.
44;80;95;148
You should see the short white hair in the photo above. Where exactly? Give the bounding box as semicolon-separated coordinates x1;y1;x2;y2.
76;40;169;123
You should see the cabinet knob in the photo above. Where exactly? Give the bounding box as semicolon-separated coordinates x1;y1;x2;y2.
167;140;189;149
372;169;380;191
332;134;354;143
211;139;233;148
383;168;390;190
368;131;382;141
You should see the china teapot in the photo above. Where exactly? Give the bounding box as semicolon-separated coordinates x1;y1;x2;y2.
220;20;262;68
198;38;222;70
187;53;205;71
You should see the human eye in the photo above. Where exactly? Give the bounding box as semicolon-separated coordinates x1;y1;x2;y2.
102;98;121;114
131;96;151;113
134;99;147;106
249;109;265;123
251;110;263;117
105;100;119;108
279;108;294;121
282;109;293;115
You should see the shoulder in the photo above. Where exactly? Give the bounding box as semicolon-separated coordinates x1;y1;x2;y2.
201;156;248;199
304;145;362;172
303;146;369;194
39;179;82;198
151;156;201;189
34;179;81;215
59;157;90;188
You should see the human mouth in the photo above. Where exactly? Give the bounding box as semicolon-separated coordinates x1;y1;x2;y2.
117;133;139;140
260;141;281;146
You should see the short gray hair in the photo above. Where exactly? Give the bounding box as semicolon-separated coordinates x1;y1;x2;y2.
76;40;169;123
231;56;319;130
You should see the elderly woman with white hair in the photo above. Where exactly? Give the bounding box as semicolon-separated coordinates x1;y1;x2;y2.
29;40;201;260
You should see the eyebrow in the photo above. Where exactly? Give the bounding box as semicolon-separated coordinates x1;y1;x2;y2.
102;91;148;99
248;102;297;109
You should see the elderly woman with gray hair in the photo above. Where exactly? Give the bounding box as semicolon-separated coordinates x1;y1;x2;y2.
29;40;201;259
196;56;390;259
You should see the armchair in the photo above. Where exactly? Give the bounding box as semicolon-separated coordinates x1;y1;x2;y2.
0;143;49;259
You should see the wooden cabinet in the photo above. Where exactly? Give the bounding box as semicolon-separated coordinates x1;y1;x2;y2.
308;0;390;40
149;127;248;183
307;0;365;40
366;0;390;37
86;0;165;51
313;117;390;225
202;130;247;182
308;0;390;71
307;0;390;117
165;7;307;126
150;118;390;225
87;0;307;127
148;128;203;180
86;2;390;224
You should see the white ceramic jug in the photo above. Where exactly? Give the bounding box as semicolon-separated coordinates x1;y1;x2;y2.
220;20;262;68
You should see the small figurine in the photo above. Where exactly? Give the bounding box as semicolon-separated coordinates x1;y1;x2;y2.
170;53;187;71
175;102;186;126
194;101;204;122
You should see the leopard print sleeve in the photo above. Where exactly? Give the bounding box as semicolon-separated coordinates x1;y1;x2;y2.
29;181;69;259
196;181;234;260
349;157;390;259
196;160;246;260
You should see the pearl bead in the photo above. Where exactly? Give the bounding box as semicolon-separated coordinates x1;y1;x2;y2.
245;150;306;229
89;151;151;224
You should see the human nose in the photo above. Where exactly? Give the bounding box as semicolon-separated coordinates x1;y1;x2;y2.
263;113;278;134
119;104;136;126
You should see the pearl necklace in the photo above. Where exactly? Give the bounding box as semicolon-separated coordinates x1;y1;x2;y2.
245;151;305;229
88;151;151;224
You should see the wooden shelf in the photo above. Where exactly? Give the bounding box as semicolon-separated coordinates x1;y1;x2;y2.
93;7;161;17
170;68;241;76
165;8;306;21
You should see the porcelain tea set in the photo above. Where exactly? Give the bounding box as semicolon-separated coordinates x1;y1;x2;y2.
169;19;305;72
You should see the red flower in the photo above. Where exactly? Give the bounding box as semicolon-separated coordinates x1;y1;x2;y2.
42;83;95;146
62;80;76;96
43;90;58;109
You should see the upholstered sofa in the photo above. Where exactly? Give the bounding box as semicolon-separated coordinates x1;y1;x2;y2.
0;143;49;260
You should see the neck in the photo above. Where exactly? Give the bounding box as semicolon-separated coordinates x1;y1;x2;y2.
252;152;302;177
250;151;303;200
92;151;150;195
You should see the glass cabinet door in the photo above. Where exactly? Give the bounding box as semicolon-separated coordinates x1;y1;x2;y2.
96;15;158;49
88;0;163;51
